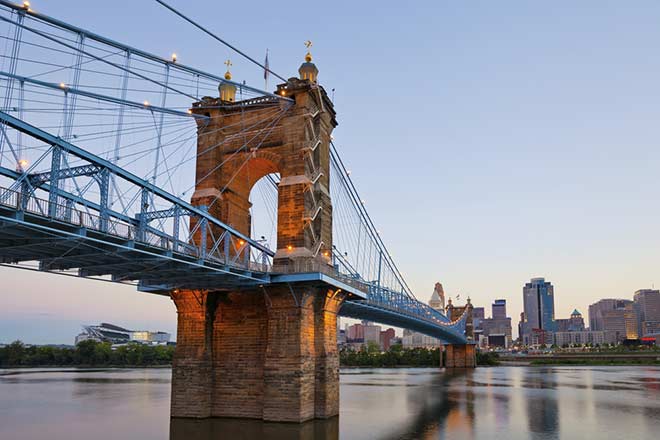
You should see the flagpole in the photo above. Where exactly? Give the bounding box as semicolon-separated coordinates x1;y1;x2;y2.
264;48;269;92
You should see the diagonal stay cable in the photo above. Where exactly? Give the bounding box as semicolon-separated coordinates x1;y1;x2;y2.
0;14;200;101
155;0;288;84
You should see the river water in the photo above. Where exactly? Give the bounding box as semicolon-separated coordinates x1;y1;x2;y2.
1;366;659;439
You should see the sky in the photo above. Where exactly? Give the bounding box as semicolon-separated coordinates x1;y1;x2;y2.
2;0;660;344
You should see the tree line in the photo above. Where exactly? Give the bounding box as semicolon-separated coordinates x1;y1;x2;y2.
0;340;174;367
339;343;499;367
2;339;500;368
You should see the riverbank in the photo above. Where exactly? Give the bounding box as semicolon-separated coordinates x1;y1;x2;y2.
0;340;174;368
499;352;660;366
0;365;172;370
339;346;499;367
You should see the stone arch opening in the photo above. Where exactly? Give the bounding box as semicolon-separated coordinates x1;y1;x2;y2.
217;154;281;240
248;172;279;253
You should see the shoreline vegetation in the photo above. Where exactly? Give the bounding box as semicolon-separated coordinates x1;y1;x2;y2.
339;344;500;367
0;340;174;368
524;357;660;366
2;340;659;369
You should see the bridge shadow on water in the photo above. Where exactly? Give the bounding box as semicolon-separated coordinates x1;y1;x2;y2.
169;369;479;440
170;417;339;440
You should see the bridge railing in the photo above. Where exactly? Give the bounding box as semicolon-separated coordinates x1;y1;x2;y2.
0;109;277;273
0;182;274;275
274;257;371;294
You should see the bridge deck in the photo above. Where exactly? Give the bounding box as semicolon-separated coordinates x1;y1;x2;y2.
0;204;468;343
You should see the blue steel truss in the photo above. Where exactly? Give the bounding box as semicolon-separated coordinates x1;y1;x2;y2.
0;1;469;344
0;110;274;287
0;109;467;342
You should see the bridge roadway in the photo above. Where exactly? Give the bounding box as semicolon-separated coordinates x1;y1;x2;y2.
0;111;468;345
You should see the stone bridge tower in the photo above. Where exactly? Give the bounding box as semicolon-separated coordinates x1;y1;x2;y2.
189;50;336;269
170;51;347;423
445;298;476;368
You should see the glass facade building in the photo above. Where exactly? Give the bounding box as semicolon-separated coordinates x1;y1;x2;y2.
522;278;556;344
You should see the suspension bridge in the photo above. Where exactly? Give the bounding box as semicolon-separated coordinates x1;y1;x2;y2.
0;0;474;422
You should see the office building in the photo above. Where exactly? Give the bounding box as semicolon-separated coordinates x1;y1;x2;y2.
521;278;556;345
589;299;638;343
492;299;507;319
402;328;442;348
634;289;660;336
475;299;512;348
131;331;171;343
380;328;396;351
472;307;485;329
346;323;365;342
554;330;606;347
555;309;585;332
364;323;382;346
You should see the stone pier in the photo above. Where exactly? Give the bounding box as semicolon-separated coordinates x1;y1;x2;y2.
444;344;477;368
170;286;344;422
443;298;477;368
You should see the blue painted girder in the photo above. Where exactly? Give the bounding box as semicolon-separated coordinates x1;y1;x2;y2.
340;300;468;344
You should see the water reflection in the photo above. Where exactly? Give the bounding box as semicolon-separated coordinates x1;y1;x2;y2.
526;369;559;438
2;367;660;440
170;417;339;440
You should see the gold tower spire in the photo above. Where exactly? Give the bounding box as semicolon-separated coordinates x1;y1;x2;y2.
219;59;236;102
304;40;313;62
224;59;233;80
299;41;318;83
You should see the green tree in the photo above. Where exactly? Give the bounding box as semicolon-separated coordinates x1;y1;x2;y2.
75;340;98;364
366;341;380;354
93;342;112;364
5;340;26;366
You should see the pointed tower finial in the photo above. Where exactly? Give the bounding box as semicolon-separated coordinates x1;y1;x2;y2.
224;59;233;80
299;41;318;83
219;59;236;102
304;40;313;62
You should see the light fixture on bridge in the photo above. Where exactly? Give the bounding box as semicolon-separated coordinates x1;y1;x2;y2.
187;109;192;115
59;82;66;89
16;159;29;172
143;100;150;107
287;245;293;251
23;1;30;10
239;240;245;246
171;53;177;63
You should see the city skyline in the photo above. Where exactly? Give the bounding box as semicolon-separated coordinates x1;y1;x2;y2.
2;0;660;344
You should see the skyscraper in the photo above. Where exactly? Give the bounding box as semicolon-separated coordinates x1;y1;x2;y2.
475;299;512;348
521;278;556;344
589;299;619;331
429;282;445;311
633;289;660;336
589;299;638;343
492;299;507;319
472;307;485;329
